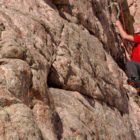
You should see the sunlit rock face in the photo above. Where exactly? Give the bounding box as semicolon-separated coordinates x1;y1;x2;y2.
128;0;140;27
0;0;139;139
135;0;140;25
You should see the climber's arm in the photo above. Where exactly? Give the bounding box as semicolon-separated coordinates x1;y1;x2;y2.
115;20;134;42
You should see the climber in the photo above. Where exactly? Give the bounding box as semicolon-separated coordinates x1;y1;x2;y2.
116;20;140;92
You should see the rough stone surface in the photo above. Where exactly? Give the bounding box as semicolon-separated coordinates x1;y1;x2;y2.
128;0;140;28
0;0;138;140
50;88;135;140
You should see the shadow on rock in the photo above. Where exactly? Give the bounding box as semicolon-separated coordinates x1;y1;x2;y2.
52;111;63;140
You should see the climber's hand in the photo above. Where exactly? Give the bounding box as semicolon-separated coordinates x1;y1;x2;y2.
115;20;121;27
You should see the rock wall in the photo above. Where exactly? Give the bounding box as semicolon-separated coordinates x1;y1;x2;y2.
0;0;139;140
128;0;140;27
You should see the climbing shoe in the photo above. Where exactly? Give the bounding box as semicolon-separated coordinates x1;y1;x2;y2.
127;79;135;87
127;77;140;89
127;77;137;87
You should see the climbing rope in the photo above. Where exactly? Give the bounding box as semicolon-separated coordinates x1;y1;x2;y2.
119;1;126;32
118;0;132;60
107;1;131;61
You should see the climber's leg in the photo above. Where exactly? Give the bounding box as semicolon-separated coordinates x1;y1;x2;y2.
136;61;140;75
126;61;139;78
126;61;140;90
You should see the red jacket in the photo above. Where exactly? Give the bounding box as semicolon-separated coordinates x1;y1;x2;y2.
131;35;140;63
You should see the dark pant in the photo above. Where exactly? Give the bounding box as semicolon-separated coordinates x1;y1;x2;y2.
126;61;140;79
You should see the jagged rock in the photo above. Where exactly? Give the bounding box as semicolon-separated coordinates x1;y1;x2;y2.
0;42;26;59
53;0;70;5
0;0;138;140
134;0;140;26
3;103;42;140
0;59;32;102
50;88;135;140
33;100;58;140
127;0;134;6
129;97;140;139
0;88;42;139
48;22;129;114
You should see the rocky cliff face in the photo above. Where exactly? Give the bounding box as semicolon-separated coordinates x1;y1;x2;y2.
128;0;140;27
0;0;139;140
